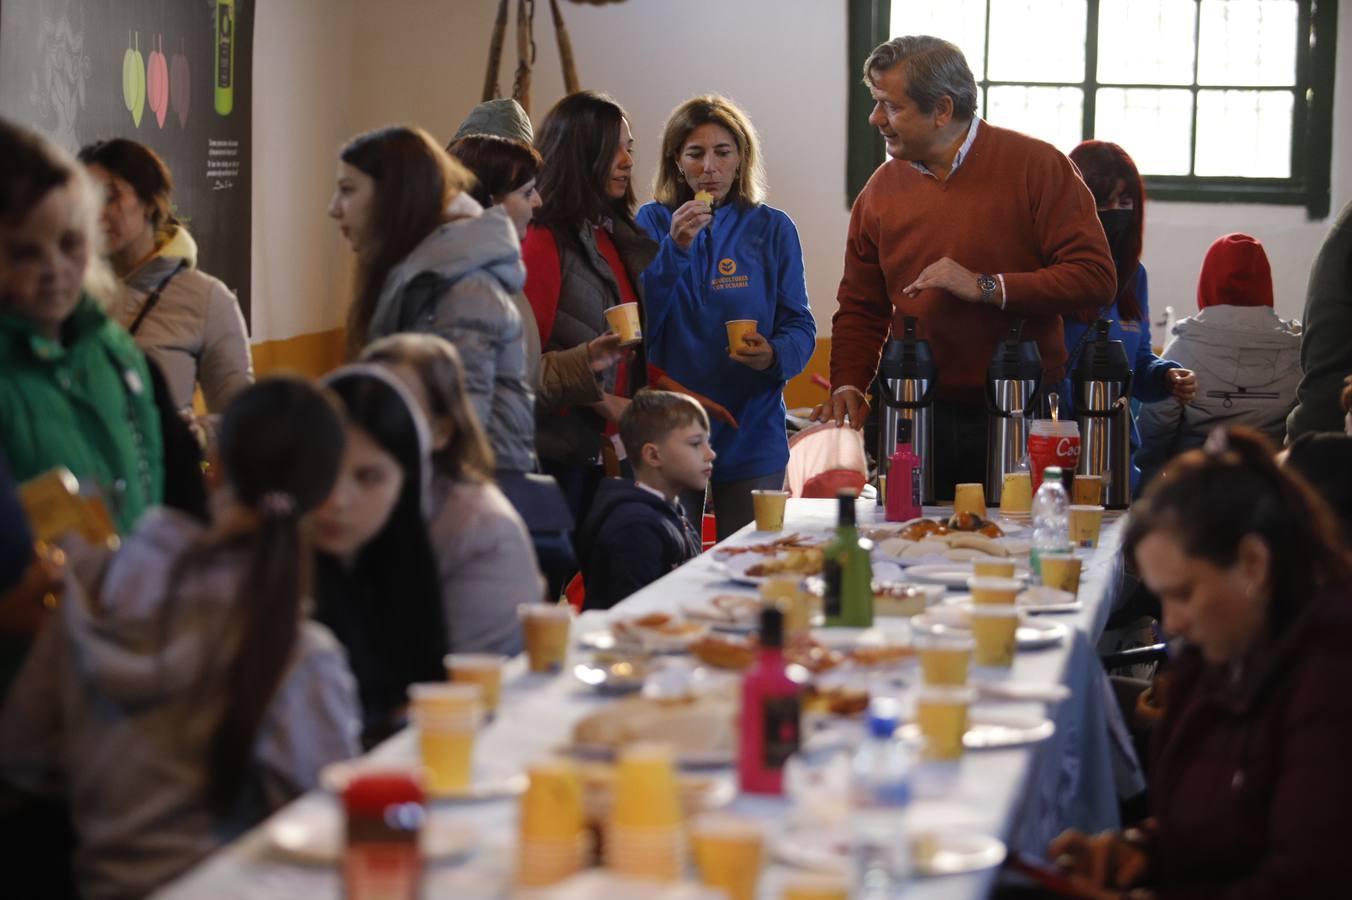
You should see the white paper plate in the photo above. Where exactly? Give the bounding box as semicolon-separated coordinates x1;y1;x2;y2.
773;824;1005;877
319;760;527;804
910;606;1068;649
679;595;761;632
904;563;1030;588
941;587;1081;615
561;742;735;769
267;802;479;864
900;710;1056;750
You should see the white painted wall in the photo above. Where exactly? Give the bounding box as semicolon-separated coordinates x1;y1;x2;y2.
250;0;1348;343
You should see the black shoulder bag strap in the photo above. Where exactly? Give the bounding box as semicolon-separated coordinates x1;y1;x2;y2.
127;259;188;336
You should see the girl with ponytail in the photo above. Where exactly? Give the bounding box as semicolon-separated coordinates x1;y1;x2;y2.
1050;427;1352;896
0;377;361;900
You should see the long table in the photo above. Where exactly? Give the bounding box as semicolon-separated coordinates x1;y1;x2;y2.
154;499;1137;899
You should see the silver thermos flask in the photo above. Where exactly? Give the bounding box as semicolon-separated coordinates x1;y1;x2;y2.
877;317;937;504
1074;320;1133;509
984;321;1043;506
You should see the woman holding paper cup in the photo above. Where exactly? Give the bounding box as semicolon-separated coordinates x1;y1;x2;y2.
1050;427;1352;897
637;95;817;539
522;91;734;523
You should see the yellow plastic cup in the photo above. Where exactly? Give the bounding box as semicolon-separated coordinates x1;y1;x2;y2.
408;683;480;795
519;603;572;674
1072;474;1103;506
1040;553;1083;595
751;489;788;531
970;604;1020;668
609;742;682;829
519;759;585;842
444;653;505;714
604;302;642;344
726;319;758;352
1068;504;1105;549
968;575;1021;605
915;685;974;761
1000;471;1032;514
953;482;988;518
690;813;765;900
973;558;1016;579
917;634;974;686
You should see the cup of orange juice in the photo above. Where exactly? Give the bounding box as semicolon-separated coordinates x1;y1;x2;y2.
408;682;480;795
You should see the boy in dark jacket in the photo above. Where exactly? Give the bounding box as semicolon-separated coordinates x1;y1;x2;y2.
576;390;714;610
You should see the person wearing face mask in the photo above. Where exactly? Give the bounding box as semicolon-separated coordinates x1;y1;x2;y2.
1064;141;1196;496
635;95;816;539
445;102;625;413
77;139;253;426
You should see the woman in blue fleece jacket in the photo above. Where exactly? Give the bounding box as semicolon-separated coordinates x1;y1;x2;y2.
637;96;816;539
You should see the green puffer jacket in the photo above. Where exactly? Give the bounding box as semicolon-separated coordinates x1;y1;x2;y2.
0;294;164;534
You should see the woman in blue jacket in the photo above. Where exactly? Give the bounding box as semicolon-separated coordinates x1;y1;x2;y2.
638;95;816;539
1062;141;1196;495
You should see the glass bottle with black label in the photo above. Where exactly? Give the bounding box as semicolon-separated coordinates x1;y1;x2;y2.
822;491;874;627
738;606;803;794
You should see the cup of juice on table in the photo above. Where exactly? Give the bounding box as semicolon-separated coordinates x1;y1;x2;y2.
519;603;572;674
408;682;480;795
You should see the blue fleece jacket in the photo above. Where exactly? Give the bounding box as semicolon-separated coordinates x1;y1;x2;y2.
1060;264;1180;493
637;201;816;483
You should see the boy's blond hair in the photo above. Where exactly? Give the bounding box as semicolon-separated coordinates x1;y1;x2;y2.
619;389;709;467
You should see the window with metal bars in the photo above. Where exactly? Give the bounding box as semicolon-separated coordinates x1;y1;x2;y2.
847;0;1337;216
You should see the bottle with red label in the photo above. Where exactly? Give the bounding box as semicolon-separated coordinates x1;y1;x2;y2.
738;606;803;795
885;418;923;523
343;771;425;900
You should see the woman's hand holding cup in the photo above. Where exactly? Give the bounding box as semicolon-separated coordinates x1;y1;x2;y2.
729;331;775;372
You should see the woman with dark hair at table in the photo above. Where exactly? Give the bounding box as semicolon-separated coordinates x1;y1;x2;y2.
1051;426;1352;898
1064;141;1195;496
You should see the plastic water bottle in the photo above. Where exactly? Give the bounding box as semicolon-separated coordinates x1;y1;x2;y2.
850;699;912;897
1030;465;1071;584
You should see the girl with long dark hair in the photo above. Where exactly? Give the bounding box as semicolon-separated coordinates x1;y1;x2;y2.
329;126;536;474
1064;141;1196;495
310;365;450;744
0;377;360;900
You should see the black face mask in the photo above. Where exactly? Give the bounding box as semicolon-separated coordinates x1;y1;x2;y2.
1098;208;1134;259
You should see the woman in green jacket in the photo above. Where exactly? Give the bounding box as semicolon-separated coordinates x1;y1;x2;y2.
0;122;163;536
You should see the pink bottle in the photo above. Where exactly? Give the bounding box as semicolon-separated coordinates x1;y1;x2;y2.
885;419;923;522
738;607;803;795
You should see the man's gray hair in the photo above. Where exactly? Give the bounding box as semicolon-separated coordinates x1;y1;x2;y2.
863;35;978;122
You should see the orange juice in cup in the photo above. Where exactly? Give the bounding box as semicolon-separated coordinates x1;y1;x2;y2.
690;813;765;900
915;685;973;761
751;489;788;531
969;604;1019;668
444;653;505;715
519;603;572;673
408;683;480;795
968;575;1020;604
604;302;642;345
1072;474;1103;506
917;634;973;686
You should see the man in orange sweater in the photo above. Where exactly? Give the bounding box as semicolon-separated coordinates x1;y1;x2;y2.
816;35;1115;498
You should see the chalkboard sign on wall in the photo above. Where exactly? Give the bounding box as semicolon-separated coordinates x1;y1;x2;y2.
0;0;255;323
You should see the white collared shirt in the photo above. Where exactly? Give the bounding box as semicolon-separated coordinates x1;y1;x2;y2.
910;117;981;180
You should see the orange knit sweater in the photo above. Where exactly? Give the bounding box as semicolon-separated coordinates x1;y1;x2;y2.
831;122;1116;405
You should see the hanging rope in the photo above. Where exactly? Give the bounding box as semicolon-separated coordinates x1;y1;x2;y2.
482;0;509;101
511;0;537;115
550;0;580;95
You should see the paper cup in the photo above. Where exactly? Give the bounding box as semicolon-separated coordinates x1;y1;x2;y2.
519;759;585;842
1072;474;1103;506
1000;471;1032;514
690;813;765;900
409;683;480;794
915;685;973;761
604;302;642;344
444;653;505;714
968;575;1021;605
1068;504;1105;549
725;319;758;352
781;872;850;900
609;742;682;829
917;634;973;687
751;489;788;531
970;604;1019;668
519;603;572;673
953;482;988;518
1040;553;1082;595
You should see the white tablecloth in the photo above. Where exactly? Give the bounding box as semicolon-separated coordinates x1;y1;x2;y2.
154;500;1138;899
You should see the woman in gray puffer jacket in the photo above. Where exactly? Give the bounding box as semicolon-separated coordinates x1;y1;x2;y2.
1137;233;1302;483
330;125;535;473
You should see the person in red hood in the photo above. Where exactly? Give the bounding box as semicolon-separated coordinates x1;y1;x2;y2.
1051;426;1352;898
1137;234;1302;486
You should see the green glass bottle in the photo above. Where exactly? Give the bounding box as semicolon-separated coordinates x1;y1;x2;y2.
822;491;873;627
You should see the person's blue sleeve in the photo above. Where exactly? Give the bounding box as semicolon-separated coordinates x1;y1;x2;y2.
0;453;31;593
636;203;696;347
765;213;817;383
1130;269;1180;403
